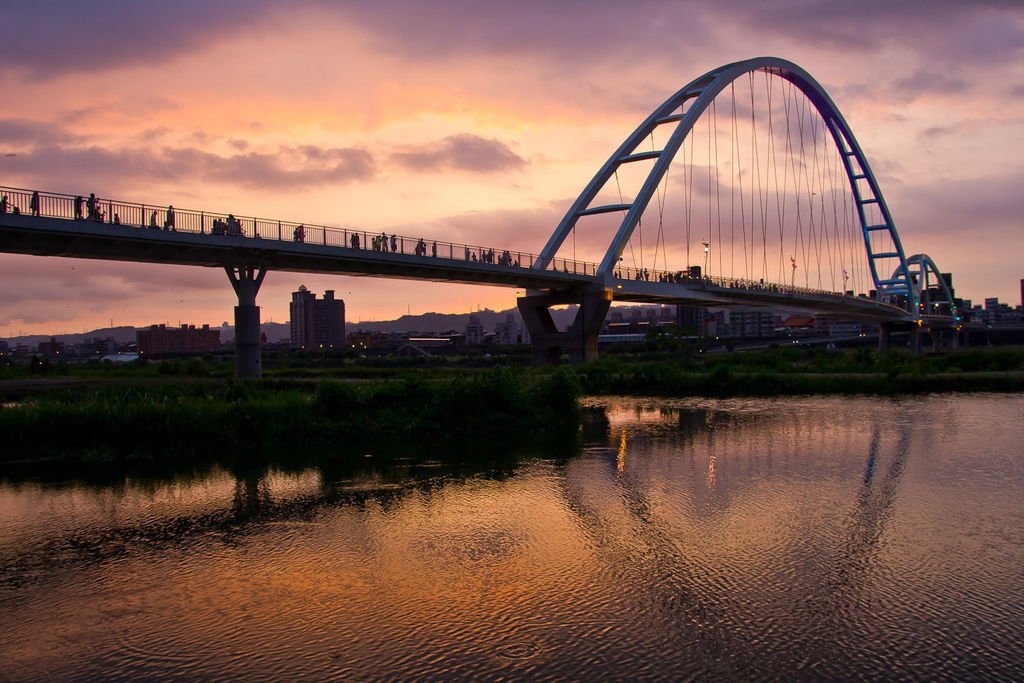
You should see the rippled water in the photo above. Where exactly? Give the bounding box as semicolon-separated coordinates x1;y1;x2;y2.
1;394;1022;681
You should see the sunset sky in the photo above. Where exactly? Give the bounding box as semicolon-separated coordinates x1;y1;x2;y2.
1;1;1022;335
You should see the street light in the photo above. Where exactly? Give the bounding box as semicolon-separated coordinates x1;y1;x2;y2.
702;240;709;277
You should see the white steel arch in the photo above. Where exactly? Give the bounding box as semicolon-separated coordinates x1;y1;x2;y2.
536;57;921;312
902;253;959;319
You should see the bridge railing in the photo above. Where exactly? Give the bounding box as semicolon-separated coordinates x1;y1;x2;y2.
612;264;867;301
0;185;599;277
0;184;886;302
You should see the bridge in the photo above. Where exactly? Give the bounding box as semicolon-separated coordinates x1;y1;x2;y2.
0;57;960;376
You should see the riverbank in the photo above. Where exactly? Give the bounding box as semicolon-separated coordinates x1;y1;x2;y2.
3;348;1023;468
0;369;581;466
574;346;1024;396
576;365;1024;396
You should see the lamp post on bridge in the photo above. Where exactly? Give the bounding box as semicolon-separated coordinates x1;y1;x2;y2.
790;256;797;289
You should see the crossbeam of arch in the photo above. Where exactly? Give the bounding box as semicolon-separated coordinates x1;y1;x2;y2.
536;56;920;312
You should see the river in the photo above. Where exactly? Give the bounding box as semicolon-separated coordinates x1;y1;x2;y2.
1;394;1022;681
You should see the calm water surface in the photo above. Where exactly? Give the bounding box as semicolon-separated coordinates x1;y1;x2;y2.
1;394;1022;681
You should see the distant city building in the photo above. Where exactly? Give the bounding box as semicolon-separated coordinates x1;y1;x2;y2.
494;313;521;345
137;324;220;356
37;337;64;357
289;286;346;350
728;309;775;339
675;304;703;332
70;337;119;359
466;313;484;345
981;297;1023;328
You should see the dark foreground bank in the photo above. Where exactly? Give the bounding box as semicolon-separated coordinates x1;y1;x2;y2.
575;347;1024;396
0;368;581;466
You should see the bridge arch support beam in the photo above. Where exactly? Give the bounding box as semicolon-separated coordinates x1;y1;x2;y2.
518;286;611;365
225;265;267;378
537;56;917;311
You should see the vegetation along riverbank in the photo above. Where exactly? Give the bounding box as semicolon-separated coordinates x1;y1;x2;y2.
0;369;581;466
2;347;1022;468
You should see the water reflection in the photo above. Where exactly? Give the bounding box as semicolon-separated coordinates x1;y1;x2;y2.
0;395;1022;680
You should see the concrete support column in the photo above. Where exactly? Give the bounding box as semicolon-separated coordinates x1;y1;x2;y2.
878;322;891;352
225;265;267;378
910;326;922;355
517;286;612;365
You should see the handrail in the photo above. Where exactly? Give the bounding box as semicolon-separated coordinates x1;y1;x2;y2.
610;264;874;301
0;184;598;277
0;184;884;303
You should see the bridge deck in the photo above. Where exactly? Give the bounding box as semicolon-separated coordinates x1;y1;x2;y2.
0;185;932;324
0;212;594;290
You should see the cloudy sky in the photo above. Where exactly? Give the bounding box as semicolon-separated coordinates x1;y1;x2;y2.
0;0;1022;335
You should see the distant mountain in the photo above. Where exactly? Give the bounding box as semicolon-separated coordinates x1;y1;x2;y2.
2;322;292;346
2;304;670;348
1;326;140;347
344;306;579;335
219;321;290;343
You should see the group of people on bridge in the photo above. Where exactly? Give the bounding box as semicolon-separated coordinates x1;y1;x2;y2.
612;264;852;300
0;191;40;217
9;187;583;276
463;246;517;267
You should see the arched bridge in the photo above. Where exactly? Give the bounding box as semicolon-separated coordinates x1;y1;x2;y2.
0;57;959;374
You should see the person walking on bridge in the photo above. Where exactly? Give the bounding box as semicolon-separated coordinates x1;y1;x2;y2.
0;195;7;214
74;195;84;220
165;205;175;231
29;191;39;216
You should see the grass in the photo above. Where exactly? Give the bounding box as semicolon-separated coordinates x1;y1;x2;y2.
574;347;1024;396
0;368;581;466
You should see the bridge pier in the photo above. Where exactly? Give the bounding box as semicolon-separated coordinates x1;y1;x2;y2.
225;266;267;378
878;323;892;352
518;287;611;365
910;326;922;355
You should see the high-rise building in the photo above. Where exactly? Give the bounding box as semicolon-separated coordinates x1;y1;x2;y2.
289;286;346;350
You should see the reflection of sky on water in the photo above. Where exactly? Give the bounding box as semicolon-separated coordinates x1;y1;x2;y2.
0;395;1022;680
